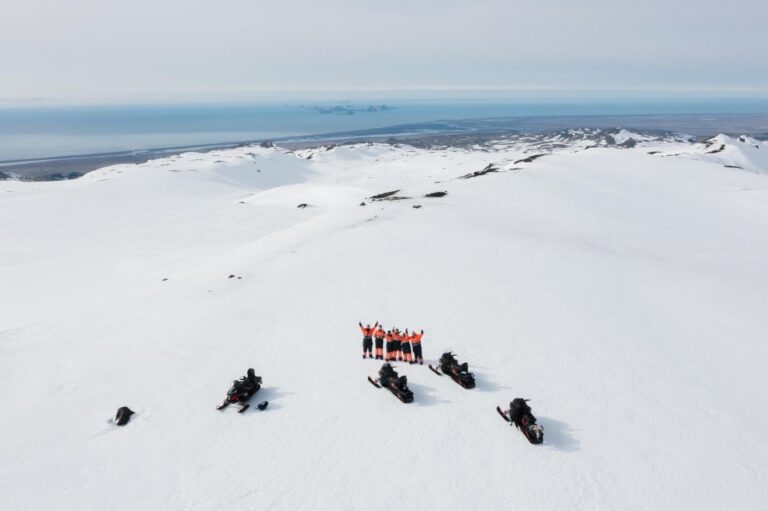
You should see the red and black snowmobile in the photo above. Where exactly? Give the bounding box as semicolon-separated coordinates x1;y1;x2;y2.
217;368;268;413
368;363;414;403
429;352;476;389
496;398;544;444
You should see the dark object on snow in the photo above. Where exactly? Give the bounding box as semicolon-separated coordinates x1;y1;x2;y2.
297;203;308;208
437;352;475;388
424;191;447;198
228;274;235;279
514;154;547;164
369;190;400;200
460;164;498;179
412;205;422;209
260;140;275;148
360;202;366;206
708;144;726;154
115;406;135;426
162;278;168;282
498;398;544;444
370;363;413;403
218;368;263;413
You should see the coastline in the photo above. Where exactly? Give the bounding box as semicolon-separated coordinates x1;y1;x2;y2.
3;112;767;180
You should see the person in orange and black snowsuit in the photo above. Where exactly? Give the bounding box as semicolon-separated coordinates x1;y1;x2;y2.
373;325;385;360
384;330;394;361
401;329;413;364
359;321;378;359
410;329;424;364
392;328;403;361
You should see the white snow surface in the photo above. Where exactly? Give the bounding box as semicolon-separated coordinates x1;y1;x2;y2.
2;136;768;510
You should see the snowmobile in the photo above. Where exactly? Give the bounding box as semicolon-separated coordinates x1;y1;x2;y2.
429;352;475;389
217;368;268;413
496;398;544;444
368;363;414;403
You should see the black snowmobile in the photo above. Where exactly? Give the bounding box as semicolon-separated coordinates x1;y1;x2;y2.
429;352;475;389
368;363;414;403
496;398;544;444
217;368;268;413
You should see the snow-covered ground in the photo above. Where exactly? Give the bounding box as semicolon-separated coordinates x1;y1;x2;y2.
1;132;767;510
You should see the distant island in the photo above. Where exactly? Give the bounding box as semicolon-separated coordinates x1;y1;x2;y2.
303;104;396;115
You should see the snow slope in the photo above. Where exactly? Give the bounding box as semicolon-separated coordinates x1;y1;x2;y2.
1;135;768;510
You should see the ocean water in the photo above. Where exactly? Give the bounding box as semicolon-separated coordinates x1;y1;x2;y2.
2;98;768;161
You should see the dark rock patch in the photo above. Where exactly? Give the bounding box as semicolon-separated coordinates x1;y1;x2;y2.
514;154;547;164
459;164;498;179
724;165;743;169
297;203;308;208
413;205;422;209
115;406;134;426
707;144;726;154
359;202;366;206
369;190;400;200
375;196;410;201
619;138;637;148
424;191;447;198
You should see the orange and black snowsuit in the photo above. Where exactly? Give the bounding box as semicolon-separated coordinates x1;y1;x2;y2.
359;322;378;358
401;331;413;363
410;330;424;364
384;331;394;360
373;327;385;359
392;330;403;361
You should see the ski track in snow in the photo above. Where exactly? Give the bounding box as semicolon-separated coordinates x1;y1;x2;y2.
1;133;768;510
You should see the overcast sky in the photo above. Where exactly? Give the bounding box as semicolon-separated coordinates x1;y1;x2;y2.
1;0;766;103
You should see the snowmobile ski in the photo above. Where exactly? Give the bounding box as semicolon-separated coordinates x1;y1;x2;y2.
367;376;381;388
496;406;511;422
219;400;268;413
428;364;443;376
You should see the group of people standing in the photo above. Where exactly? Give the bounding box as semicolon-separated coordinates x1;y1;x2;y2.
358;322;424;364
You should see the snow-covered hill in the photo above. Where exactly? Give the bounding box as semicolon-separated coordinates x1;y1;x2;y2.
1;133;767;510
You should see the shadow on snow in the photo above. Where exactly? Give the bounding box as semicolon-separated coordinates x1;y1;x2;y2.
408;381;450;407
538;416;580;452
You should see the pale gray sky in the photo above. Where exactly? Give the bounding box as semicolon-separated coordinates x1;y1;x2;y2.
1;0;766;102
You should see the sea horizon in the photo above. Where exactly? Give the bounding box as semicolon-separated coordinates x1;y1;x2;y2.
3;97;768;164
